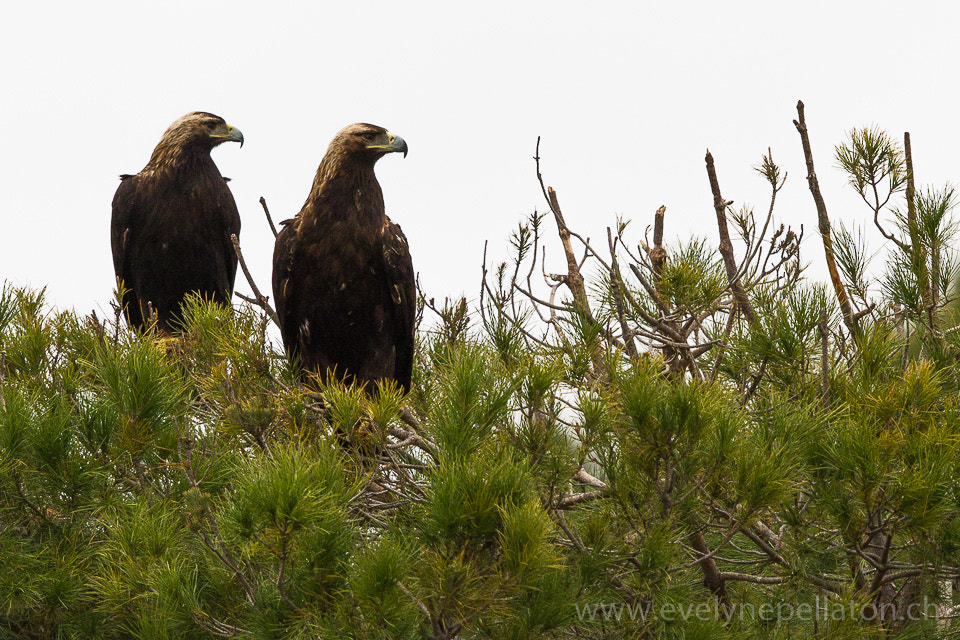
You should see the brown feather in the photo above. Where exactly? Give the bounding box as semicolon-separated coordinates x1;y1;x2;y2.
272;124;414;393
110;112;242;332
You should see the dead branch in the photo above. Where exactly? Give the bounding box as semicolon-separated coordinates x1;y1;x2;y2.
396;581;433;622
394;406;440;462
717;572;785;585
574;466;606;488
607;227;638;359
193;610;250;638
260;196;279;238
904;133;936;332
534;139;598;328
535;137;606;378
793;100;858;335
705;149;757;325
555;490;606;509
230;233;280;329
650;205;667;283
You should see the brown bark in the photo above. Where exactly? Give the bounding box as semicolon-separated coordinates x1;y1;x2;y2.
793;100;857;335
542;185;607;378
705;150;757;325
904;133;935;329
607;228;639;359
651;205;667;284
690;531;731;609
547;187;594;323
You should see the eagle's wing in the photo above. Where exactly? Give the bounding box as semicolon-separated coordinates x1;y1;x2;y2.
271;217;300;352
110;174;145;325
110;174;139;281
382;220;416;392
218;180;242;296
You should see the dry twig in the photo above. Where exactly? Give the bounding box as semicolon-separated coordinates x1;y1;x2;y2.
230;233;281;328
260;196;279;238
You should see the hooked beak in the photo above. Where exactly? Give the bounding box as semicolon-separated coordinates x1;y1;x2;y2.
387;132;408;158
213;123;244;148
226;124;244;148
368;131;408;158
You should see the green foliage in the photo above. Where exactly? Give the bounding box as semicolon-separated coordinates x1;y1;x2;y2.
5;119;960;639
835;126;906;200
419;344;515;460
655;239;728;313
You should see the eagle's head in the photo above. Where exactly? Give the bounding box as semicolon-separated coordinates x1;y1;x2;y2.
144;111;243;172
334;123;408;163
303;122;408;209
158;111;244;152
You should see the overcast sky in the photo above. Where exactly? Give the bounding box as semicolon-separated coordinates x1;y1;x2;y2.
3;1;959;324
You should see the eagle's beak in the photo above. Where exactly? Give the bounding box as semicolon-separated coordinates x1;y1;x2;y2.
387;133;408;158
366;131;407;158
225;124;244;148
213;124;244;148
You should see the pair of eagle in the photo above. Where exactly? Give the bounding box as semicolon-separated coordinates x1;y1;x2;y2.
110;112;414;393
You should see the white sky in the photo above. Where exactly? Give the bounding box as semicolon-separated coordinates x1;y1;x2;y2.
2;1;959;323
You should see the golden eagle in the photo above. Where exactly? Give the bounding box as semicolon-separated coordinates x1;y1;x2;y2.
272;123;414;392
111;111;243;332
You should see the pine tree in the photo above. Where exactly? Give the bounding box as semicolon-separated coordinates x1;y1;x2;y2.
2;102;960;639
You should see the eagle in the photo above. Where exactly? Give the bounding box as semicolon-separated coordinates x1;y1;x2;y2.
272;123;415;393
111;111;244;332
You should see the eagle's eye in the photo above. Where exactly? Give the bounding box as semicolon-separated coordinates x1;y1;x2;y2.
359;131;377;141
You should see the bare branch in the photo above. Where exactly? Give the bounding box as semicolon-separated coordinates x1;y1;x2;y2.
793;101;858;335
705;149;757;325
231;233;280;328
555;490;606;509
574;466;606;488
260;196;279;238
607;227;638;359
